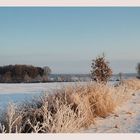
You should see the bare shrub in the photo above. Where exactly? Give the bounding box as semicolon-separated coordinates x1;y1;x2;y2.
0;103;23;133
41;101;85;133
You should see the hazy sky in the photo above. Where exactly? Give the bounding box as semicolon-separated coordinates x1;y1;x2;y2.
0;7;140;74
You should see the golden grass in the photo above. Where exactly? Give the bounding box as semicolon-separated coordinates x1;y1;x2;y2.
0;79;139;133
121;78;140;91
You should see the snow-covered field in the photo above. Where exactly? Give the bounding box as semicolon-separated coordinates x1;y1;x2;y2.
0;82;78;94
1;81;140;133
0;82;87;108
0;81;116;108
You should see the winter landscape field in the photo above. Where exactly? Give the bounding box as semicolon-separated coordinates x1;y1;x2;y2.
0;7;140;134
0;78;140;133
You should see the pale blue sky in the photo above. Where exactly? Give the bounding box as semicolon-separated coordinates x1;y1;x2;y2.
0;7;140;74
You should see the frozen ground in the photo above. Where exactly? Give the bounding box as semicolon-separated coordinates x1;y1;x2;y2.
0;81;116;95
0;82;79;94
1;81;140;133
0;82;87;108
0;81;117;108
82;91;140;133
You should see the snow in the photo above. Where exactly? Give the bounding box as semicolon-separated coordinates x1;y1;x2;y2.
0;81;118;108
0;81;117;95
0;82;86;108
0;82;74;94
1;81;140;132
82;91;140;133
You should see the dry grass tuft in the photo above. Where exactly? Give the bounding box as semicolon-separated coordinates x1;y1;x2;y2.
120;78;140;91
0;102;23;133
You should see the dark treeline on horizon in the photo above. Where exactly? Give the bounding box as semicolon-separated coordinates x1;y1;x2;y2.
0;64;51;83
0;64;138;83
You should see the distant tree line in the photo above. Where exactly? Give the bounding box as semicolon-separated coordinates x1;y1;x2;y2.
0;65;51;83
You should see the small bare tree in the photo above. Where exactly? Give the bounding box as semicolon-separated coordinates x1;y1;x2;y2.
91;54;112;83
43;66;51;81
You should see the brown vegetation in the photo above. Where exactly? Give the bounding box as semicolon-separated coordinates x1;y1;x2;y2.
0;79;139;133
120;78;140;91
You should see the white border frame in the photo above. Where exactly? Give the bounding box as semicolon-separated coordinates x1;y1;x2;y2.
0;1;140;140
0;0;140;6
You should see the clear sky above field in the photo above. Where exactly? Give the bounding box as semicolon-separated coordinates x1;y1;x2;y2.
0;7;140;74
